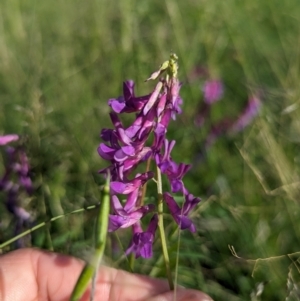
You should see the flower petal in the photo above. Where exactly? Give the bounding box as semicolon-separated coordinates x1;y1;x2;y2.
0;135;19;145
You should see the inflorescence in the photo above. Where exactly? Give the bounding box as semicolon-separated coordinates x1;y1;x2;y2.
97;54;201;258
0;134;33;247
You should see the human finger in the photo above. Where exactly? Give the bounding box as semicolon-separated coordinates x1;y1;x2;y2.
0;248;212;301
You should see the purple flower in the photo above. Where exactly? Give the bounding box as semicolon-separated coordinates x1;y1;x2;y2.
143;81;163;116
98;143;135;162
152;106;172;151
0;143;33;194
230;95;261;133
155;139;191;194
0;134;19;145
203;79;224;104
171;80;183;118
110;172;154;195
0;134;33;247
163;192;200;232
108;189;155;232
194;79;223;127
126;104;156;141
108;81;150;113
5;184;31;222
125;214;158;258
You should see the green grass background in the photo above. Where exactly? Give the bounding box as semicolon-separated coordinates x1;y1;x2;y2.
1;0;300;300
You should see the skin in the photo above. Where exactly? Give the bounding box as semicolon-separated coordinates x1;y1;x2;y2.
0;248;212;301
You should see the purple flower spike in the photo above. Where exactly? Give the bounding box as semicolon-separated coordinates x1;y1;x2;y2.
1;135;33;247
126;214;158;258
203;79;224;104
0;134;19;145
98;54;200;258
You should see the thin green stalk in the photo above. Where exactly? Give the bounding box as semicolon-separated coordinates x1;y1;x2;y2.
70;173;110;301
140;156;152;206
129;253;135;272
156;166;174;290
0;205;99;250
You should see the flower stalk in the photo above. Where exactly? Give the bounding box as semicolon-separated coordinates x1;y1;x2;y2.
156;165;174;290
97;53;201;286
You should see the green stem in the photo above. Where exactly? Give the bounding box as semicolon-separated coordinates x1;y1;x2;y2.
0;205;100;250
156;166;174;290
70;174;110;301
140;156;152;205
129;253;135;272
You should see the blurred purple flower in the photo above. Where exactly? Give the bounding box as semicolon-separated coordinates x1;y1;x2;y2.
1;146;33;194
0;134;19;145
203;79;224;104
1;145;33;203
194;79;224;127
197;94;261;160
0;134;33;247
230;95;261;133
5;184;31;222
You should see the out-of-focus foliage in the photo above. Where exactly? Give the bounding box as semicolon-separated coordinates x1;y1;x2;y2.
1;0;300;299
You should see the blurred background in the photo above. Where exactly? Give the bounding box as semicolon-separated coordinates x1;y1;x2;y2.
1;0;300;300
